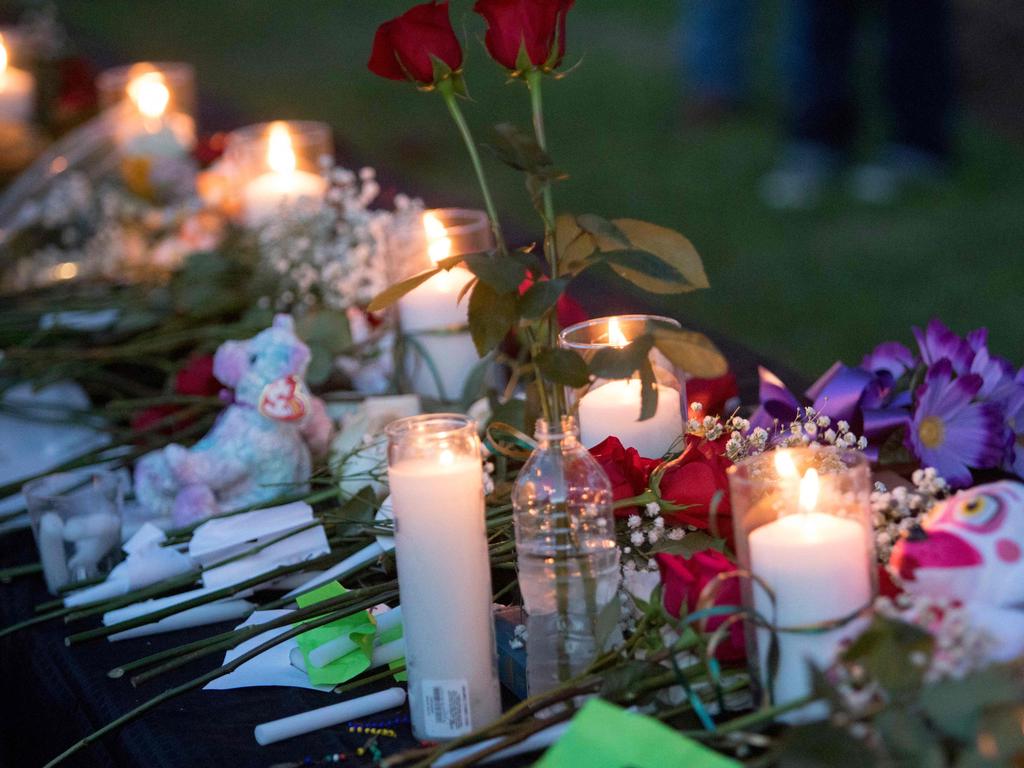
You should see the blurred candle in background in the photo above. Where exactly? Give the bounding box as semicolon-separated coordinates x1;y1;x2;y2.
0;33;35;124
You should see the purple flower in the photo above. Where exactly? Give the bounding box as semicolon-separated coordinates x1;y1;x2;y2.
862;341;917;381
1003;383;1024;478
908;360;1006;488
913;319;974;375
969;344;1016;401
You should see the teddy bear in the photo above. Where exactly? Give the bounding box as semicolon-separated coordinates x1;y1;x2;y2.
890;480;1024;661
134;314;333;526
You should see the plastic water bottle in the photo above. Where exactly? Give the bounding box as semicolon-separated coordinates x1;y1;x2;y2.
512;416;620;696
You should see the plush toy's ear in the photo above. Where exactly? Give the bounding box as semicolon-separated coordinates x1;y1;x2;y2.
273;314;296;333
213;340;248;388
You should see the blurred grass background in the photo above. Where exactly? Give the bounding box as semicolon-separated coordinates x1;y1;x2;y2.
39;0;1024;376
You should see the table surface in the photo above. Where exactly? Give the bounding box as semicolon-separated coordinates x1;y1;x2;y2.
0;328;803;768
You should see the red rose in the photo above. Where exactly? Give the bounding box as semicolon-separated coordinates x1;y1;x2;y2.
657;435;732;540
589;436;658;516
686;371;738;420
474;0;574;72
656;549;745;661
174;354;219;396
368;1;463;85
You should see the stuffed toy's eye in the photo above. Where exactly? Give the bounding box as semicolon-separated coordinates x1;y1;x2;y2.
957;494;1000;526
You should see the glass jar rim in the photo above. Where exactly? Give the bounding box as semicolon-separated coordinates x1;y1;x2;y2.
425;208;489;238
97;61;195;90
558;314;681;350
384;412;477;441
726;445;869;487
225;119;332;149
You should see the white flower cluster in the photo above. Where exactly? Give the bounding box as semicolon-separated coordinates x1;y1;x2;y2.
870;468;948;563
255;165;407;315
874;592;996;682
622;501;689;557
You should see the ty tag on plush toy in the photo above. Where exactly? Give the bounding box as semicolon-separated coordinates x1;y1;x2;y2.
259;375;310;422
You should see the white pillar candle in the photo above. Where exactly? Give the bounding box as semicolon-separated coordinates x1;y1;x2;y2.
115;69;194;158
0;35;34;124
387;422;501;741
397;213;480;401
254;687;407;746
578;378;683;458
748;469;872;718
242;122;326;227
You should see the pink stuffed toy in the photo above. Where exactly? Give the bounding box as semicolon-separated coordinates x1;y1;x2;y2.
134;315;334;526
890;480;1024;661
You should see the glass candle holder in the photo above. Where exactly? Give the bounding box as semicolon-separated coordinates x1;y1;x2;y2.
393;209;492;402
384;414;501;740
97;62;196;158
224;120;332;227
558;314;686;458
728;446;876;721
24;470;124;595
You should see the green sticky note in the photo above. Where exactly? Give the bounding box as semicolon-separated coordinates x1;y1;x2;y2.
535;699;741;768
293;581;377;686
376;622;407;682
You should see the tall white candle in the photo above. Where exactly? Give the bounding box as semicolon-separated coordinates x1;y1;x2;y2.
0;35;34;124
578;378;683;458
748;468;871;718
387;439;500;740
397;212;480;401
242;122;326;227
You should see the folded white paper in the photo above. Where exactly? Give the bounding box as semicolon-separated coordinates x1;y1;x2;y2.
201;525;330;591
102;585;223;626
66;542;193;608
204;610;333;692
188;501;315;566
108;599;255;641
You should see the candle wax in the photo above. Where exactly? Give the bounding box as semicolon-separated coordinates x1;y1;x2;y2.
242;168;326;227
388;455;501;740
578;378;683;458
0;66;34;123
749;511;871;717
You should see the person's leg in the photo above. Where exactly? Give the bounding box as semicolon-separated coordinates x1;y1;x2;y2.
884;0;954;160
760;0;859;209
848;0;953;203
682;0;754;109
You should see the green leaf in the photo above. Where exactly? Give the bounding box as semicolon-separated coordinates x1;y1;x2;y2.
637;358;658;421
921;663;1024;743
519;278;568;320
367;266;440;312
588;336;652;380
841;615;934;695
576;213;630;248
649;531;725;558
468;281;518;356
462;252;526;294
593;595;622;650
651;326;728;378
535;348;589;388
598;660;665;701
297;308;352;355
875;708;945;768
590;249;687;286
305;343;333;386
485;123;564;181
601;218;709;293
777;723;876;768
555;213;597;276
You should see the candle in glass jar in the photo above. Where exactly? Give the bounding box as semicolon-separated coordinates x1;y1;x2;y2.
397;212;480;401
242;122;326;226
576;318;683;458
386;416;501;741
116;69;194;158
0;34;34;123
748;465;871;716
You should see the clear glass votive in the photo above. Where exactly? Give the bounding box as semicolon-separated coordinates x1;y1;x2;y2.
558;314;686;458
24;470;124;595
392;209;492;402
222;120;332;227
385;414;501;740
97;62;197;157
728;446;876;721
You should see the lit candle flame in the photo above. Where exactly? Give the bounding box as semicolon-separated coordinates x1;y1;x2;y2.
267;122;297;175
799;468;819;514
423;211;452;265
607;317;628;347
0;34;8;79
774;450;798;479
127;71;171;120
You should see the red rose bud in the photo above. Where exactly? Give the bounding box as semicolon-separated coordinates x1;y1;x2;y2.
657;434;733;542
174;354;219;396
368;1;463;85
656;550;745;662
589;436;659;515
474;0;574;72
686;371;739;420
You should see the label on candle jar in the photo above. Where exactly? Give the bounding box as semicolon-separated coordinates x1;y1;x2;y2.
421;678;472;737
